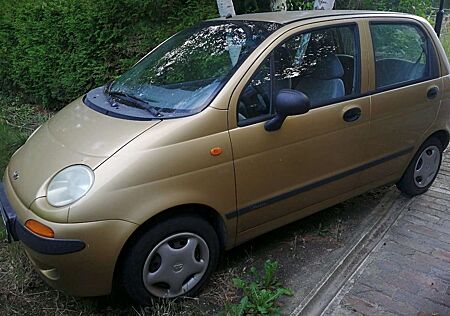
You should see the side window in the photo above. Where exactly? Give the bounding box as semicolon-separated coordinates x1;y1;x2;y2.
370;23;437;89
238;24;360;124
275;25;359;108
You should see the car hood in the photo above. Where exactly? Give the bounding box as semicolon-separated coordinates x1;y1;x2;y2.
7;97;159;207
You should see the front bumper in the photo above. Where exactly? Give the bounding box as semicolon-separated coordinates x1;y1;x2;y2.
0;178;138;296
1;183;85;254
0;182;17;243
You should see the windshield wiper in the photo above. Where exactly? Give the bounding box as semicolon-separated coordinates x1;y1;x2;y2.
107;90;163;117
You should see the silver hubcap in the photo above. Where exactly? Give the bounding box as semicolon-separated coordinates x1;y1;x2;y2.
142;232;209;298
413;145;440;188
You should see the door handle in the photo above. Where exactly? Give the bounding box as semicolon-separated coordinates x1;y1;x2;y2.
343;107;362;123
427;87;439;100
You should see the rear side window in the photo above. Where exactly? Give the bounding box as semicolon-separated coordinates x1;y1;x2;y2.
370;22;438;89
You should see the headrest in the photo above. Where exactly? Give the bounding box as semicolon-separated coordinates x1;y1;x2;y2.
310;54;344;80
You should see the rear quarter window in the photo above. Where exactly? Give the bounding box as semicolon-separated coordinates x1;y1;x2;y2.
370;22;439;89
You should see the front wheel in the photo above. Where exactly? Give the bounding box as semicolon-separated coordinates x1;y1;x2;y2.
396;137;443;196
120;215;220;305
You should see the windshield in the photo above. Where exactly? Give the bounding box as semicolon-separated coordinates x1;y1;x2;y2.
106;21;279;118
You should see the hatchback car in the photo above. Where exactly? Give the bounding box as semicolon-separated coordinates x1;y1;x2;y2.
1;10;450;305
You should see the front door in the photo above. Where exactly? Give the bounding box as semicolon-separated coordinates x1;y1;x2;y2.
227;22;371;241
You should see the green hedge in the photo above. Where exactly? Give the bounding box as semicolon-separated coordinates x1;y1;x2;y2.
0;0;217;110
337;0;434;16
0;0;434;111
236;0;434;13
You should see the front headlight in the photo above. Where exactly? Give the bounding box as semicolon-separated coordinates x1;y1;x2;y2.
47;165;94;207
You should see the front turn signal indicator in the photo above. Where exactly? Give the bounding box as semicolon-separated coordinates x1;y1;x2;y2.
25;220;55;238
210;147;223;156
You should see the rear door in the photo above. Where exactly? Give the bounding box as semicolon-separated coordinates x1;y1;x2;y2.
359;19;442;186
227;21;372;242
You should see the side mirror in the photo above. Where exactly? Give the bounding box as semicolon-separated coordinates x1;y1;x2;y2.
265;89;310;132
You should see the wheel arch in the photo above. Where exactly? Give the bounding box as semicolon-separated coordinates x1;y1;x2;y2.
112;203;227;290
428;129;450;150
405;129;448;175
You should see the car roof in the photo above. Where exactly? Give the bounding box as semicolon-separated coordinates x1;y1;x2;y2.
213;10;411;25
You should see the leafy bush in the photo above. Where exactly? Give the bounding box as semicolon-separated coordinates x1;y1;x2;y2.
336;0;434;17
0;0;217;110
0;0;436;111
234;0;314;13
236;0;435;14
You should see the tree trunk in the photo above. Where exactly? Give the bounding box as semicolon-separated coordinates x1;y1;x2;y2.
314;0;335;10
271;0;287;11
216;0;236;17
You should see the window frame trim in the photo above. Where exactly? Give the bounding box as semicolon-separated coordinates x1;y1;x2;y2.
368;20;440;93
236;22;362;127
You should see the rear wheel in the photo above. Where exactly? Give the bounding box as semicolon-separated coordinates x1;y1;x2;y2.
121;215;220;305
396;137;443;196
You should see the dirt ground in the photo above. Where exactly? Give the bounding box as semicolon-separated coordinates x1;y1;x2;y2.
0;185;390;315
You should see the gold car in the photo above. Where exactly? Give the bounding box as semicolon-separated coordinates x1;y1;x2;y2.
1;10;449;304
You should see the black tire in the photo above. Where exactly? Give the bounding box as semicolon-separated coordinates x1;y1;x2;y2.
396;137;443;197
120;215;220;306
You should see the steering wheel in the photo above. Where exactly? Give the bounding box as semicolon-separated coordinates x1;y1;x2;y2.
249;83;269;110
238;82;270;122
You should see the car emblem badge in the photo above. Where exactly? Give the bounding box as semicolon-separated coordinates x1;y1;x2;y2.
12;171;19;181
172;263;184;272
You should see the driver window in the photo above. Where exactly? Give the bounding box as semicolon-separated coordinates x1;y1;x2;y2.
274;25;359;108
237;24;359;125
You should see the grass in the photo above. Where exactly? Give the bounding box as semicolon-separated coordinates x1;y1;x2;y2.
219;260;292;316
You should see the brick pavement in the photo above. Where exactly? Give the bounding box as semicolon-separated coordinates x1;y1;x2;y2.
325;148;450;316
